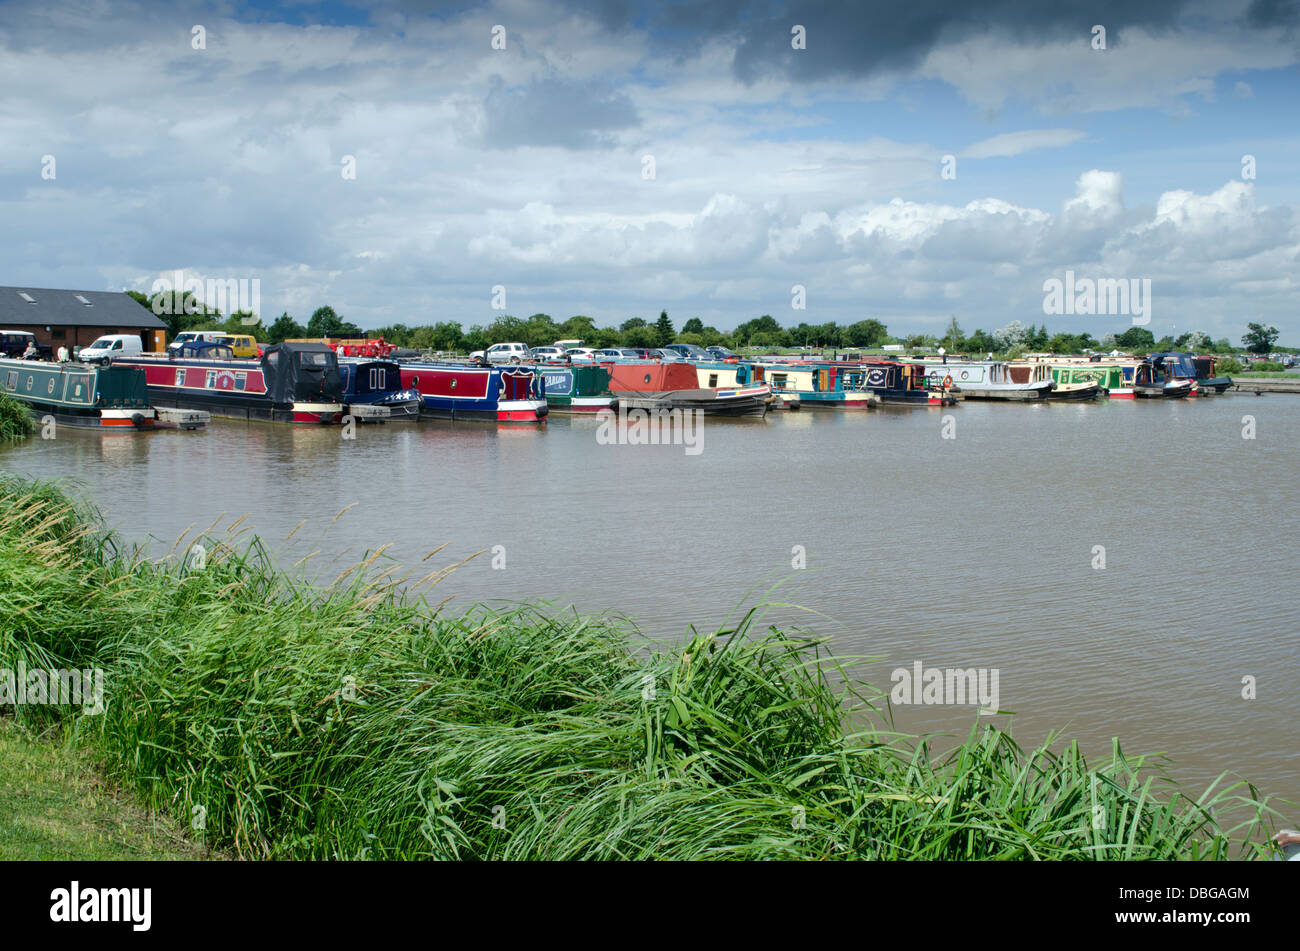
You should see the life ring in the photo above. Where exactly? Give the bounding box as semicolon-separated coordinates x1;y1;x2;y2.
943;375;953;389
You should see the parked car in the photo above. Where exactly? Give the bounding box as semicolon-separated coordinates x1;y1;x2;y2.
0;330;53;360
565;347;597;363
468;342;531;364
654;348;682;361
213;334;260;358
169;330;227;352
619;347;658;360
594;348;624;359
705;346;739;361
78;334;144;364
663;343;711;361
530;346;569;362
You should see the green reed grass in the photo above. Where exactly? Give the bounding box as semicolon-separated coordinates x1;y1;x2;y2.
0;473;1286;859
0;392;36;442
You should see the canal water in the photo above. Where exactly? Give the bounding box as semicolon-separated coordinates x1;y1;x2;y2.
3;394;1298;812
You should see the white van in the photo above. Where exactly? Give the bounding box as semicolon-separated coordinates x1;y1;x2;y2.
78;334;144;363
169;330;227;351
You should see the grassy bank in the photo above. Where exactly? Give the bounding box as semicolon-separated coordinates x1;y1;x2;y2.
0;721;208;860
0;473;1286;859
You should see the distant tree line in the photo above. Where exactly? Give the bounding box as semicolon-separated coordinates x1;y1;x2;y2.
126;293;1283;356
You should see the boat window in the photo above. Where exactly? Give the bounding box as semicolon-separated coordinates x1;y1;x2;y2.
5;371;15;389
175;369;185;387
205;370;217;388
708;373;718;387
235;373;247;391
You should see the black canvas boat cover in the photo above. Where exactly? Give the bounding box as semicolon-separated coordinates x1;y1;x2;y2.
260;342;343;404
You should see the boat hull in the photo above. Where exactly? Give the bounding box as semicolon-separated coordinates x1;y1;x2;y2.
144;389;341;423
1135;382;1192;399
796;391;875;409
14;400;157;430
614;386;770;417
1045;381;1103;401
957;385;1051;400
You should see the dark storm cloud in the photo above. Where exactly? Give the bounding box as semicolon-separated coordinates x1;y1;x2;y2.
480;76;639;148
726;0;1194;83
549;0;1288;83
1245;0;1300;28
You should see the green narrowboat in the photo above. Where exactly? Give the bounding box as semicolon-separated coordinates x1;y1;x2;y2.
1048;362;1132;398
0;358;208;430
534;363;615;413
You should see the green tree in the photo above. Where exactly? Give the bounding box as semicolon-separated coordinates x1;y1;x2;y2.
1116;327;1155;351
623;325;659;348
1242;322;1279;354
620;317;646;332
305;306;362;338
463;325;490;352
559;315;597;340
266;312;306;345
941;316;964;352
681;317;705;335
965;329;996;355
734;314;784;347
654;310;674;346
844;319;888;348
373;324;413;347
410;321;465;351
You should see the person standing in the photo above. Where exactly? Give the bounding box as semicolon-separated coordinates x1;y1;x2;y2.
938;345;947;365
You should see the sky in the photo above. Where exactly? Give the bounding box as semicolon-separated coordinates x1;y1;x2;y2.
1;0;1298;341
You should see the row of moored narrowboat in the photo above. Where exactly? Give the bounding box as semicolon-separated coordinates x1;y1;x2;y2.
0;344;1235;432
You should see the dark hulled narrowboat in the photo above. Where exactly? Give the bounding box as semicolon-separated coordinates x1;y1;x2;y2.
1191;355;1233;394
339;360;422;421
115;341;346;424
1133;359;1193;398
859;360;956;406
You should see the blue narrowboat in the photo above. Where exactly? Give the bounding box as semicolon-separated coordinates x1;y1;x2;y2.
339;359;422;421
397;361;548;423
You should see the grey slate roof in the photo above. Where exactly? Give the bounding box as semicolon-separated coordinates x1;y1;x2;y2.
0;286;166;329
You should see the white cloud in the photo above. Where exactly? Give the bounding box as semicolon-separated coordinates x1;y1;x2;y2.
962;129;1086;158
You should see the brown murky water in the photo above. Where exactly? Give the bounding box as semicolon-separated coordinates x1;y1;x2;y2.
3;394;1297;811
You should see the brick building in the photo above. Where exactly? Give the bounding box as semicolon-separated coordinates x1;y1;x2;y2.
0;285;167;354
